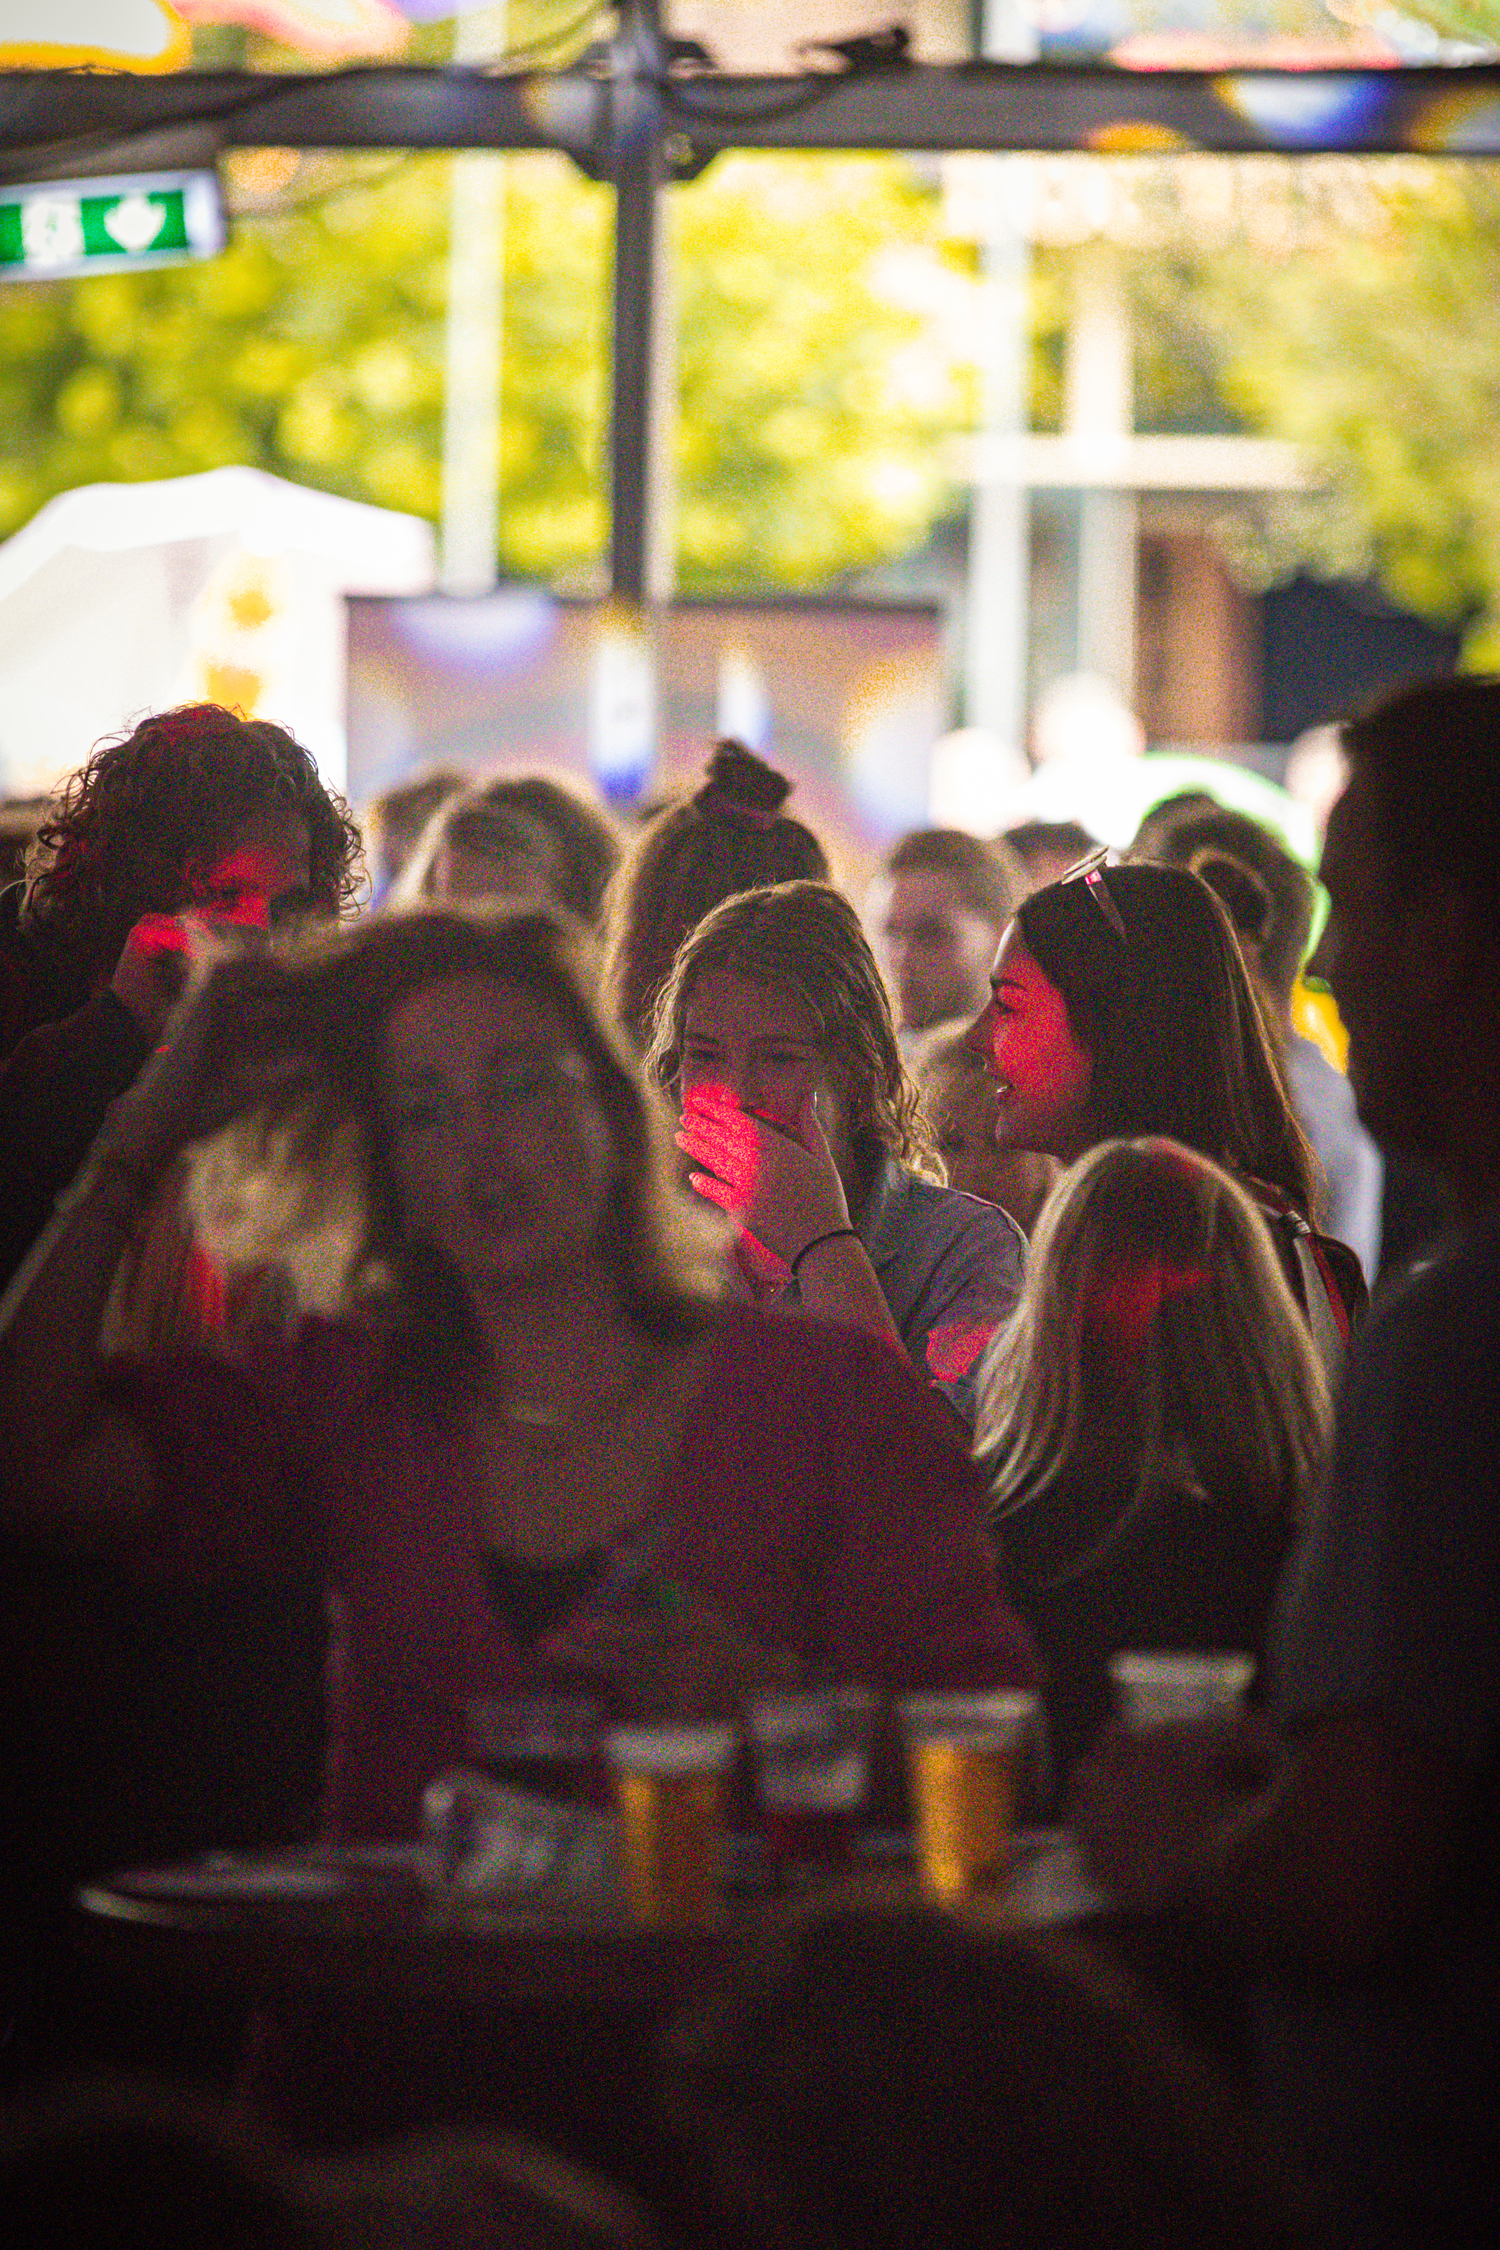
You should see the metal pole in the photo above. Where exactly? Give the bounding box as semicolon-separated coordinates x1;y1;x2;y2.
439;2;507;596
960;2;1037;769
1065;243;1137;700
608;1;670;605
963;164;1031;752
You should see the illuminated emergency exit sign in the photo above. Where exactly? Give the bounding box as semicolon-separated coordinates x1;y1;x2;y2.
0;170;226;280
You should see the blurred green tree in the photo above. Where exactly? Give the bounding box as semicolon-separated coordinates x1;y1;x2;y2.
14;126;1500;649
0;149;972;592
672;155;974;588
1127;162;1500;661
1382;0;1500;39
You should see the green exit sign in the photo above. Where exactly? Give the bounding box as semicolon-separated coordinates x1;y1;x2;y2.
0;170;226;280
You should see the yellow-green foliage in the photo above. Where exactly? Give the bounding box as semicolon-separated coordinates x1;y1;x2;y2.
1129;165;1500;656
0;149;976;593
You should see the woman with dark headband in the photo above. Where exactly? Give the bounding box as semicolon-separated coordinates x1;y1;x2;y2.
964;853;1365;1349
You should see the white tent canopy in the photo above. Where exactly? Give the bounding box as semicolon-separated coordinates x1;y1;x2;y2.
0;466;435;800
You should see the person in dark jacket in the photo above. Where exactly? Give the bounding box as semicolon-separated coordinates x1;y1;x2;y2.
1073;675;1500;2246
0;705;358;2077
0;702;360;1291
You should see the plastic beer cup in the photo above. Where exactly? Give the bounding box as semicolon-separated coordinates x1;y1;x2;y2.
1108;1651;1255;1729
605;1721;739;1926
899;1691;1037;1902
748;1686;877;1880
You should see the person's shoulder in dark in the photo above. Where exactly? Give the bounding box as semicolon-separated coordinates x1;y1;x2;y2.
136;1310;400;1440
283;1308;415;1405
1375;1145;1462;1295
1366;1202;1500;1342
0;879;93;1058
1343;1205;1500;1446
0;878;27;960
869;1166;1026;1309
898;1166;1027;1256
713;1295;899;1380
0;879;40;1054
1249;1177;1367;1332
1002;1466;1288;1595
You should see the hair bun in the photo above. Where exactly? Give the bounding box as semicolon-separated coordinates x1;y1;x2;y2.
697;740;792;824
1188;847;1275;948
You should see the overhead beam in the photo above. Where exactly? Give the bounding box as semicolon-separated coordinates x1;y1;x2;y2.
0;64;1498;165
0;68;551;183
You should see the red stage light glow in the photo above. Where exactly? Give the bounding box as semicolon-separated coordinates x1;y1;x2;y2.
189;840;289;930
925;1317;997;1383
1086;1255;1206;1360
677;1081;766;1213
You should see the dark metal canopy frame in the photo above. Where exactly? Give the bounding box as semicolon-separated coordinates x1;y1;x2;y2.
2;6;1497;604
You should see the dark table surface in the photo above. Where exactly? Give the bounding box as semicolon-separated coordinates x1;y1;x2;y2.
73;1828;1101;2004
66;1831;1108;2158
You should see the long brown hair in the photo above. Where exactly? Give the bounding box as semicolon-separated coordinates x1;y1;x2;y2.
645;880;938;1182
977;1138;1330;1576
603;741;829;1047
191;906;722;1383
388;780;563;909
1016;860;1316;1214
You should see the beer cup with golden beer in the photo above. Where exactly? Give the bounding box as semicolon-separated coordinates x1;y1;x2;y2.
899;1691;1038;1902
605;1721;739;1926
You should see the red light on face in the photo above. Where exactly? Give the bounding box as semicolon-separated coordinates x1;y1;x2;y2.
926;1317;997;1383
190;842;287;930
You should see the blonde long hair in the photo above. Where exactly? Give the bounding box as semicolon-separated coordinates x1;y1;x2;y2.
977;1137;1330;1576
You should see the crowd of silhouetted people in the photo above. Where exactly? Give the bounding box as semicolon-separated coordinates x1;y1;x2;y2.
0;676;1496;2248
